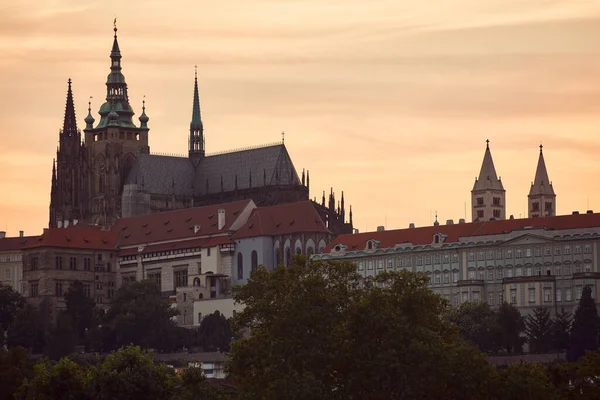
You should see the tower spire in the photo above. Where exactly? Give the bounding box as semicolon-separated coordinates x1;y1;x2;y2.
62;79;78;137
471;140;506;222
528;143;555;217
189;65;205;158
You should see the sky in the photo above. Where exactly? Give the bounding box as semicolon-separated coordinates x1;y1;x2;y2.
1;0;600;236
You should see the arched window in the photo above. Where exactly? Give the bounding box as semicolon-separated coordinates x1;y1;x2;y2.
285;248;291;267
199;293;204;300
275;248;281;266
237;253;243;280
193;278;200;287
251;250;258;271
434;235;440;244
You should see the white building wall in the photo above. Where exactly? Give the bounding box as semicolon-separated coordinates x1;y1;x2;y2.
193;297;244;323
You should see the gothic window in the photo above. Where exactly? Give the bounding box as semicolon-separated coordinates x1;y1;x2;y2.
237;253;243;279
477;210;484;219
493;197;501;206
477;197;484;206
532;202;540;211
545;202;552;211
251;250;258;272
493;210;500;219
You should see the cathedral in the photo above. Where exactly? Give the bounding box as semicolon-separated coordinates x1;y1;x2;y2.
49;24;353;236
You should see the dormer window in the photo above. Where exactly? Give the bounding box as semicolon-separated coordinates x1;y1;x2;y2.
434;235;440;244
432;233;447;245
367;241;373;250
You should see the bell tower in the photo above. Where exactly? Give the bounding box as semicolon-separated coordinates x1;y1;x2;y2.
83;21;150;226
471;140;506;222
528;144;555;218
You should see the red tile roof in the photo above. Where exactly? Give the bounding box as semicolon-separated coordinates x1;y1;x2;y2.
0;236;35;252
324;212;600;252
119;236;233;256
113;200;253;247
23;227;118;251
231;201;330;239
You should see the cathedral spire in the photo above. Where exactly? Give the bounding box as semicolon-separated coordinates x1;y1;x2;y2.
189;65;205;158
471;140;506;222
473;139;504;191
529;144;554;196
62;79;78;137
528;144;555;218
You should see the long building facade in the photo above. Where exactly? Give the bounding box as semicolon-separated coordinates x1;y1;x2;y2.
48;23;353;236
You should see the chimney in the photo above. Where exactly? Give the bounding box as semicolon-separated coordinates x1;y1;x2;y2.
573;211;579;215
509;215;514;220
587;210;593;214
409;223;415;229
377;226;385;232
218;209;226;230
446;219;454;225
0;231;5;239
57;221;63;228
64;220;69;228
458;219;465;224
19;231;23;238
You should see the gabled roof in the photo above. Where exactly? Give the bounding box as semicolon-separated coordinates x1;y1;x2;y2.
473;141;504;191
324;212;600;253
529;145;555;196
0;236;35;252
23;227;118;251
125;143;300;197
113;199;254;247
232;201;330;239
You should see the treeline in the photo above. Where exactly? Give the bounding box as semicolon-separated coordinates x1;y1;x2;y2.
4;258;600;399
0;280;233;359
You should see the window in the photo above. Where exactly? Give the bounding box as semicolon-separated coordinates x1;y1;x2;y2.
487;270;494;280
565;265;571;275
477;209;484;218
507;249;513;258
453;293;459;307
544;247;551;256
237;253;244;279
566;289;572;302
387;258;393;269
585;263;592;273
496;250;503;259
83;284;91;297
473;292;480;302
358;261;364;271
434;235;440;244
477;197;484;206
434;254;440;264
55;282;63;297
493;210;501;219
478;270;485;280
30;256;38;270
497;269;503;279
251;250;258;272
526;267;532;276
575;245;581;254
444;272;449;283
425;255;431;265
493;197;500;206
378;259;384;269
443;254;450;264
174;269;188;288
575;264;581;273
207;247;211;257
468;252;474;262
516;267;522;277
516;249;522;258
507;268;513;278
84;258;91;271
69;257;77;270
397;257;403;267
462;292;468;303
435;273;441;284
534;248;541;257
452;271;459;283
555;266;561;276
97;253;103;261
526;248;532;257
368;261;374;270
468;270;475;279
108;289;114;299
5;269;9;280
55;256;63;269
555;247;561;256
148;272;161;288
564;246;571;255
96;282;103;290
556;289;562;302
488;292;494;305
576;286;582;300
532;202;540;211
545;202;552;211
487;251;493;260
584;244;592;254
416;256;422;266
510;289;517;304
478;252;484;261
30;283;39;297
107;263;111;272
452;254;459;263
544;288;551;302
499;292;504;304
527;289;534;305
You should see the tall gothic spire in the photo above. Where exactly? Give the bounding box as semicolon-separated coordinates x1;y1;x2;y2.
62;79;78;137
529;144;555;196
473;139;504;191
189;66;205;158
95;20;136;129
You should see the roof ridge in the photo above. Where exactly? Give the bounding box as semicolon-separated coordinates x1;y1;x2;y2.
205;142;282;157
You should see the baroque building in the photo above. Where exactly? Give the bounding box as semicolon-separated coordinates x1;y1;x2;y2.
48;23;353;236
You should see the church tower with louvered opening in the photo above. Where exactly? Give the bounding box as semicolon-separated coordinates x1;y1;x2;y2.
471;140;506;222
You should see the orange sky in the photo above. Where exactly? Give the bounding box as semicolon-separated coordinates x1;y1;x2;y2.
2;0;600;237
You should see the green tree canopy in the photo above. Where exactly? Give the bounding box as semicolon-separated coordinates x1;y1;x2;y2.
195;311;233;352
448;301;500;353
228;259;497;399
105;281;178;351
497;302;525;354
0;284;25;345
6;305;47;354
495;362;561;400
525;307;553;354
64;281;97;347
0;347;35;400
568;285;600;362
551;308;572;353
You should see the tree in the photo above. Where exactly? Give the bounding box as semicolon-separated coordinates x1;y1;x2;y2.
497;302;525;354
0;285;25;346
195;311;233;352
551;308;572;353
44;311;77;360
105;280;178;351
448;301;500;353
0;347;35;400
568;285;600;362
228;259;497;399
64;281;97;347
495;362;561;400
6;305;47;354
16;358;91;400
563;349;600;398
525;307;553;353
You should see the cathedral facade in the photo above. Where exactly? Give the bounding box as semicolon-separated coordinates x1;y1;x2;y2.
49;25;353;236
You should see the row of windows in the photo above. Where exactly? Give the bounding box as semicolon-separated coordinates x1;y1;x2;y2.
140;247;203;260
446;286;588;307
468;244;592;262
29;255;108;271
237;251;259;280
29;281;94;298
0;254;21;263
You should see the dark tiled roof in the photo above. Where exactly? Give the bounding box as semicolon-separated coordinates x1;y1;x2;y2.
232;201;330;239
24;227;118;251
325;213;600;252
119;236;233;256
125;143;300;197
0;236;35;252
112;200;253;247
